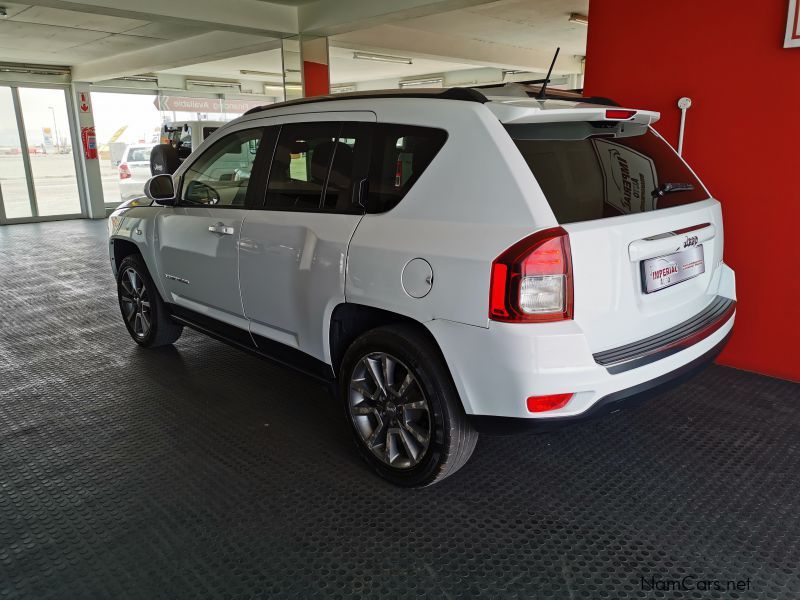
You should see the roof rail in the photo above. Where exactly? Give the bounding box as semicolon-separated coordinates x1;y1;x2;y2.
243;87;489;115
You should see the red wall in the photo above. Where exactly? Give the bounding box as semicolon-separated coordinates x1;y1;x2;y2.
584;0;800;381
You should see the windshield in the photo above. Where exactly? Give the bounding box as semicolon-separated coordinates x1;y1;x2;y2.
506;123;708;224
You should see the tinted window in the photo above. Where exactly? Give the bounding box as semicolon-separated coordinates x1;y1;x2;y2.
265;122;340;210
320;123;371;214
181;128;263;207
366;124;447;213
507;123;707;224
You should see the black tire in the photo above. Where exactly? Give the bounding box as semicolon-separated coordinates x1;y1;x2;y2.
339;324;478;487
117;254;182;348
149;143;180;176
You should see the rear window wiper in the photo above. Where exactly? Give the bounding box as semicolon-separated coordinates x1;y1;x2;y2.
652;182;695;198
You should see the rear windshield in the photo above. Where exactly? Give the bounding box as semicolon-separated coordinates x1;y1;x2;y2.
128;147;152;162
506;122;708;224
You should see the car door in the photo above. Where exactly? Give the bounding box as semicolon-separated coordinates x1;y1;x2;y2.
154;124;271;340
238;114;374;364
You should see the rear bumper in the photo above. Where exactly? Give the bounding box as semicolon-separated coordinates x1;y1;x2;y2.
425;264;736;426
468;329;731;434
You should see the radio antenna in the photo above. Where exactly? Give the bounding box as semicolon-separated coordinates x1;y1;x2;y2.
536;47;560;100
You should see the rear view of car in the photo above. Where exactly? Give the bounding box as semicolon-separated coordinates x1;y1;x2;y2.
443;104;736;433
108;89;736;487
118;144;154;200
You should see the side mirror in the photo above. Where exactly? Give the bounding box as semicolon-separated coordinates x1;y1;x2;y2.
144;174;177;205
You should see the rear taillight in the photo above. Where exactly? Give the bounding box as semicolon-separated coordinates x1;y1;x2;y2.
119;163;131;180
489;227;573;323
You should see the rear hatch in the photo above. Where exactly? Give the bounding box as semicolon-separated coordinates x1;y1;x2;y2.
502;105;724;351
126;146;153;181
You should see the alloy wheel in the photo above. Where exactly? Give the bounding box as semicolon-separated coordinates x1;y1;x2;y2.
348;352;432;469
119;267;152;339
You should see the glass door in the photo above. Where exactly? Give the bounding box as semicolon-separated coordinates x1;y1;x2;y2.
0;85;84;224
0;87;34;220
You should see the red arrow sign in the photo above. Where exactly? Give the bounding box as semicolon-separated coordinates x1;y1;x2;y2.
78;92;91;113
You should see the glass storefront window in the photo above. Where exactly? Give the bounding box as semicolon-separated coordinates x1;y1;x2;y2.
93;91;272;206
17;87;81;217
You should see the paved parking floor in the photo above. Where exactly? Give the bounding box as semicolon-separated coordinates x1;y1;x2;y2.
1;219;799;599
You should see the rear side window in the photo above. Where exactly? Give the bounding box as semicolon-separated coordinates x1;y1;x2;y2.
263;122;369;214
366;124;447;213
265;122;340;210
507;123;707;224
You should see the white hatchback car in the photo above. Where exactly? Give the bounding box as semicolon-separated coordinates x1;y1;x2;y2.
117;143;155;201
108;88;736;487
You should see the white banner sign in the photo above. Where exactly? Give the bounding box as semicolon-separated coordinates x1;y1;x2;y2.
786;0;800;47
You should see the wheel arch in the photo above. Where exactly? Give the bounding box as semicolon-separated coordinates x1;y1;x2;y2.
110;237;141;275
328;303;448;379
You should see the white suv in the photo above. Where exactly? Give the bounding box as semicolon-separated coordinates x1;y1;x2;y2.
108;88;736;487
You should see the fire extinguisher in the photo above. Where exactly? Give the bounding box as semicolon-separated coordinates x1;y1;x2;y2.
81;126;97;160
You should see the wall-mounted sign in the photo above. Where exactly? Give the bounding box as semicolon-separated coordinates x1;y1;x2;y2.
77;91;92;113
785;0;800;47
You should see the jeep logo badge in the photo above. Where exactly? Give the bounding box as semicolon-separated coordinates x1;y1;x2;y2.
683;235;699;248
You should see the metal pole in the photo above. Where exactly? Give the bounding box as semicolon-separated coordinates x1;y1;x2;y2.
49;106;60;153
10;86;39;218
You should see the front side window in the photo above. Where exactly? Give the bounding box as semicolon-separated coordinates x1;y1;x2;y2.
366;124;447;213
180;128;263;207
506;122;707;224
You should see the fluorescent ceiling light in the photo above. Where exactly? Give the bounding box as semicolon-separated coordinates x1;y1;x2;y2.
568;12;589;25
0;63;70;76
240;69;283;78
399;77;443;88
353;51;412;65
116;75;157;83
187;79;241;89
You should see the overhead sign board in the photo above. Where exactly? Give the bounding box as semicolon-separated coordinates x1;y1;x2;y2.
786;0;800;47
154;95;265;114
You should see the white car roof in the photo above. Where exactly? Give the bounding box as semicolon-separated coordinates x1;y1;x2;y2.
231;87;659;128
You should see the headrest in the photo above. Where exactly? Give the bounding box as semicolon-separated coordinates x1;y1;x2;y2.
310;141;353;185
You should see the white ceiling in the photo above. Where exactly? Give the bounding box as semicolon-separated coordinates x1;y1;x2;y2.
397;0;589;57
160;50;285;83
161;45;480;85
0;2;203;66
0;0;588;86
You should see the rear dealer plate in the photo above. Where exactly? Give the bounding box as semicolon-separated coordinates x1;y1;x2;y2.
642;245;705;293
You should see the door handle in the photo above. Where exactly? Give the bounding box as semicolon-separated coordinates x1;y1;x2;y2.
208;223;234;235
